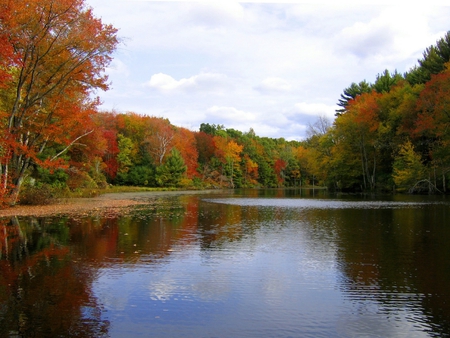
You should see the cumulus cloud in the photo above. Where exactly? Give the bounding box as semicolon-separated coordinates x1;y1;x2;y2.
145;72;231;94
87;0;450;139
339;23;394;58
254;77;292;94
293;102;337;120
186;1;244;27
337;6;446;64
207;106;257;123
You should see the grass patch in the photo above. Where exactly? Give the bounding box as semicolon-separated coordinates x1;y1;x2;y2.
17;185;186;205
65;185;185;198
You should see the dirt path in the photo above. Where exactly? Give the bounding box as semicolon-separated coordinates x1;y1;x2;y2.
0;190;225;218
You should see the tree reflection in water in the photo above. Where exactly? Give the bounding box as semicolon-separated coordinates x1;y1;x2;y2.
0;217;109;337
1;191;450;337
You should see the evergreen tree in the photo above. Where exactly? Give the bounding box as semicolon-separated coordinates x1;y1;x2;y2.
335;80;372;115
406;31;450;85
372;69;403;93
155;149;187;187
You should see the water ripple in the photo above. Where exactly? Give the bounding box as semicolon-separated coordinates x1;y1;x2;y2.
204;197;437;209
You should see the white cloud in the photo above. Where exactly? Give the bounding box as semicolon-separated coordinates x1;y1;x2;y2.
145;72;231;94
86;0;450;139
146;73;178;91
207;106;257;123
186;1;244;27
337;6;447;66
340;23;394;58
293;102;337;120
255;77;292;94
123;0;450;4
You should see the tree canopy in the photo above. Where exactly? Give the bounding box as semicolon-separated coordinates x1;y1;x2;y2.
0;0;118;205
2;16;450;207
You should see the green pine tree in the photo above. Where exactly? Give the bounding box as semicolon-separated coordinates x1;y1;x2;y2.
155;149;187;187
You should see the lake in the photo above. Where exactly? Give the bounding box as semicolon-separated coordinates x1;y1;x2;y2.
1;189;450;337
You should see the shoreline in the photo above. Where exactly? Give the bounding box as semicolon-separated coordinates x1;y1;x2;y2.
0;190;226;218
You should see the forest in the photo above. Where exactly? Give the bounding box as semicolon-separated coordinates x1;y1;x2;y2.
1;0;450;208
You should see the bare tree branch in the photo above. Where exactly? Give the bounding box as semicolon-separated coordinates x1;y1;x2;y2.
51;129;93;161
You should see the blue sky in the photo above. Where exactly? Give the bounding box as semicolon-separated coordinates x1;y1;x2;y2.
87;0;450;140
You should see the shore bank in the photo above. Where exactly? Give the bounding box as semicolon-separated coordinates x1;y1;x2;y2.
0;190;226;218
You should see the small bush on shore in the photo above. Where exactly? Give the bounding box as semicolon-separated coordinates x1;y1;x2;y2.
19;184;61;205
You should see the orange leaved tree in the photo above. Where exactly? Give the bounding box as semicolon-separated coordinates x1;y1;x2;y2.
213;136;243;188
0;0;118;206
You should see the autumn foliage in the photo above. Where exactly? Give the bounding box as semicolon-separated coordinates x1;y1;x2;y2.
322;32;450;193
2;3;450;208
0;0;118;206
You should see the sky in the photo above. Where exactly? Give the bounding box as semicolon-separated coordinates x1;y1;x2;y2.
86;0;450;140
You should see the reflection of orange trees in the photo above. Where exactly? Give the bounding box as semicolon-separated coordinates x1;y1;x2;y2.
198;202;244;248
1;204;211;334
176;197;199;245
68;216;120;261
2;248;109;337
0;218;20;259
114;200;200;261
0;217;109;337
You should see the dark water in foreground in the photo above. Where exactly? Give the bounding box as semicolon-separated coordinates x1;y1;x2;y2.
1;189;450;337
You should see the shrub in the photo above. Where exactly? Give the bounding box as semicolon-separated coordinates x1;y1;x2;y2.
19;184;58;205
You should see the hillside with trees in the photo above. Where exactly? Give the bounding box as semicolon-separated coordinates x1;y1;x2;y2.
324;32;450;193
1;0;450;208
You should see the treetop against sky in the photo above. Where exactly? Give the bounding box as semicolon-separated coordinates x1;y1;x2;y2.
87;0;450;140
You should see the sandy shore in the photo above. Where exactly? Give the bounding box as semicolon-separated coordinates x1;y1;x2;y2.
0;190;225;218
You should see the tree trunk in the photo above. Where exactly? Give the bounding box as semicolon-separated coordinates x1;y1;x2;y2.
434;166;437;189
360;145;367;190
7;152;34;205
371;154;376;190
229;159;234;188
363;146;372;190
9;175;25;206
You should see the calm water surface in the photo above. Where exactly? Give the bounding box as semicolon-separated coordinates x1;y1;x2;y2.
1;189;450;337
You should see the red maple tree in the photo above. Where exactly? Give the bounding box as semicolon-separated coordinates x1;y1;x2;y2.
0;0;118;206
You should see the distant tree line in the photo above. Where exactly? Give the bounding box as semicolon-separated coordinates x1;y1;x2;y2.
2;0;450;207
313;31;450;193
